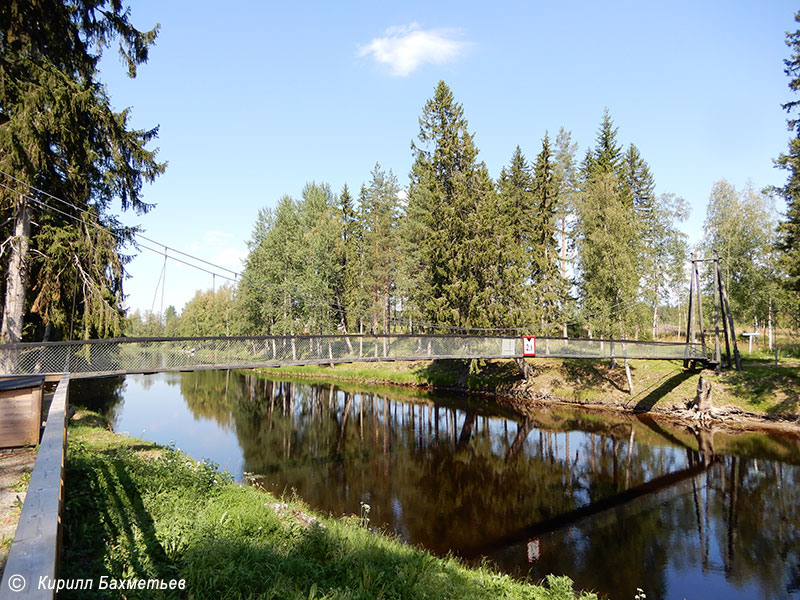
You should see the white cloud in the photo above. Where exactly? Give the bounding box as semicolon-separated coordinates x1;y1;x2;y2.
213;247;247;270
358;23;468;77
186;230;247;271
202;230;234;246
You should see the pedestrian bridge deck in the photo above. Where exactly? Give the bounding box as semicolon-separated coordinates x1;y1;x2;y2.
0;334;709;378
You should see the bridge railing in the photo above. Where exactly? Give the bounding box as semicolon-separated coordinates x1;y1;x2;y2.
0;335;707;376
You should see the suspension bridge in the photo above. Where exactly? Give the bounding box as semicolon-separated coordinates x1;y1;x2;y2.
0;333;713;378
0;249;739;378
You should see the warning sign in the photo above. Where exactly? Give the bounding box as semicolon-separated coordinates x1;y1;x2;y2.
522;336;536;357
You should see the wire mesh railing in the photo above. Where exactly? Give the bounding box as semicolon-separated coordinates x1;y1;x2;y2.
0;335;708;376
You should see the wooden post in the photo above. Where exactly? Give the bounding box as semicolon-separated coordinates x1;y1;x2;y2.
715;253;732;368
684;254;695;369
694;256;707;359
712;254;722;372
717;260;742;370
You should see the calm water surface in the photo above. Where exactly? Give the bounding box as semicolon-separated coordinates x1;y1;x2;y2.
75;370;800;600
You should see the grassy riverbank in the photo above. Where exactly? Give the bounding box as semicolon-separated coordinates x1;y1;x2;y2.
61;410;596;600
255;358;800;425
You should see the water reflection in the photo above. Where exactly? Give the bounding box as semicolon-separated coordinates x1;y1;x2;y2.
105;370;800;600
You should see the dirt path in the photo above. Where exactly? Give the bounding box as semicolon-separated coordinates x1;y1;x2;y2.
0;448;36;574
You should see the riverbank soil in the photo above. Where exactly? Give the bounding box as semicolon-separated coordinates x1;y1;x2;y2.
256;358;800;432
60;409;597;600
0;447;35;574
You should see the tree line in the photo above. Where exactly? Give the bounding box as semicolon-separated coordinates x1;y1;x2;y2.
3;3;798;345
133;80;791;341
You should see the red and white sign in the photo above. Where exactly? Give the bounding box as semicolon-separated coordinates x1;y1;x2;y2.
522;336;536;357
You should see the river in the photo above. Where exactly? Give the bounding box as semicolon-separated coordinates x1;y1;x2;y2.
71;370;800;600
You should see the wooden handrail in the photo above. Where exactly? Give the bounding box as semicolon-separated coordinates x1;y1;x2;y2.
0;374;69;599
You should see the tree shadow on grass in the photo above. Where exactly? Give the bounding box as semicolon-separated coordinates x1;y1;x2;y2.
412;359;523;391
61;452;179;599
630;370;696;414
727;366;800;416
560;360;630;394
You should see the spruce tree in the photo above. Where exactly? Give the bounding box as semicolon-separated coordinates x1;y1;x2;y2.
622;144;688;337
577;173;639;337
405;81;498;329
776;10;800;307
575;112;639;337
0;1;165;344
622;144;656;224
592;109;624;177
496;146;534;327
337;183;363;332
531;133;565;333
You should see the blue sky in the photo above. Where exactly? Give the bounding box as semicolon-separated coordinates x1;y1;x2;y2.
99;1;797;314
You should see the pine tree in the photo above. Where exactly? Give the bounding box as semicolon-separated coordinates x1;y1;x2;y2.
554;128;579;335
362;164;400;334
0;1;165;345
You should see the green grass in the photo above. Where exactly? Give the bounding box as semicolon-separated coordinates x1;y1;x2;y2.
61;411;596;600
255;360;464;388
712;365;800;415
254;357;800;421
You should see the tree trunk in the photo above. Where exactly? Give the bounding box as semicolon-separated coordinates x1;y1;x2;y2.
1;198;31;371
692;376;713;412
624;358;633;395
652;302;658;340
768;298;773;351
515;357;535;380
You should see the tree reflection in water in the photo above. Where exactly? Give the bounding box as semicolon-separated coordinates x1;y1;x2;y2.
162;370;800;600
